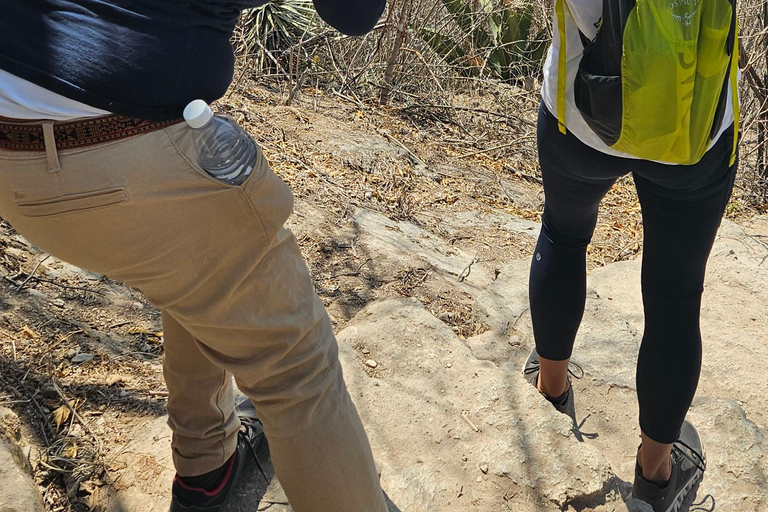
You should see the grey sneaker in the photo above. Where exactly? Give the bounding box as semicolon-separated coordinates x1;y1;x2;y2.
632;420;706;512
522;347;583;418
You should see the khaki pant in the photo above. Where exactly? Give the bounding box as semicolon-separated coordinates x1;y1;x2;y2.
0;120;387;512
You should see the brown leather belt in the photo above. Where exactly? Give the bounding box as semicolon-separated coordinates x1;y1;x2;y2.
0;115;182;151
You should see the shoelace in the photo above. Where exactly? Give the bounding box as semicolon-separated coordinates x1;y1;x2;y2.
672;438;707;473
239;416;268;483
524;357;585;380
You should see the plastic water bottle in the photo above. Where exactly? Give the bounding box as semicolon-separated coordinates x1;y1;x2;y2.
183;99;257;185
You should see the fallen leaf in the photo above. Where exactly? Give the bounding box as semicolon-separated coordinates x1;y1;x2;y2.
20;325;39;339
64;443;79;459
52;405;71;430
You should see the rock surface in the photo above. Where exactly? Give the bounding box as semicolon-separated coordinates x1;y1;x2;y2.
92;217;768;512
0;407;44;512
338;297;618;512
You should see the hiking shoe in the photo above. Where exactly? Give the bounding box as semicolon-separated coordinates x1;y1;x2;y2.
522;347;583;417
632;420;707;512
170;409;269;512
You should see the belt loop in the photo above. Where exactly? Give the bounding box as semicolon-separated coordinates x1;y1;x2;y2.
42;121;61;173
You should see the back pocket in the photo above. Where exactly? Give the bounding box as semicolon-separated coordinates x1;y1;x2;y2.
17;188;127;217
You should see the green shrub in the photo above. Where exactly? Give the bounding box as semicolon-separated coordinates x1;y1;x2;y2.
238;0;320;72
418;0;547;82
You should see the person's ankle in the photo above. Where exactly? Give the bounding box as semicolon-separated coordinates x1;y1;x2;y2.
637;448;672;484
176;452;236;494
536;375;570;399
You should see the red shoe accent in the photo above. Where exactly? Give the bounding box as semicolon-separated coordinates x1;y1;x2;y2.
174;453;236;497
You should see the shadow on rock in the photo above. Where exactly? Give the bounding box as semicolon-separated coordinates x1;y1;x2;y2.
572;412;599;442
384;492;403;512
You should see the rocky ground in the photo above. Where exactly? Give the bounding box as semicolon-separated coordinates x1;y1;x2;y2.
1;82;767;512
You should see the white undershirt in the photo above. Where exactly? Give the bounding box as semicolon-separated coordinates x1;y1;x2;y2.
541;0;736;164
0;68;110;120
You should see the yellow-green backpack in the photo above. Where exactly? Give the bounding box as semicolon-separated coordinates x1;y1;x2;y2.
556;0;739;165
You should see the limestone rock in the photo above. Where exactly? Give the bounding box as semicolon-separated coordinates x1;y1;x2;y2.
0;408;44;512
338;298;617;512
688;397;768;512
352;208;494;294
83;216;768;512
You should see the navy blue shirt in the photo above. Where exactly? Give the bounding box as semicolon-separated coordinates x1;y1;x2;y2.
0;1;385;120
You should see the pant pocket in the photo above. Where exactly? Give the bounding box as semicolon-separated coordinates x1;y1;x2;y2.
243;151;295;242
17;187;128;217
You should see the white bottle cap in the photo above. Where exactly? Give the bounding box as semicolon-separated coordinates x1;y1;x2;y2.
183;99;214;129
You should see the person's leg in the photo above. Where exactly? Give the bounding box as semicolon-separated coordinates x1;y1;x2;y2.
531;104;625;398
0;122;387;512
162;310;240;478
632;130;737;482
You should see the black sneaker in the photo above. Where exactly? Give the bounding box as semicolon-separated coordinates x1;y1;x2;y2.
170;410;269;512
522;347;583;417
632;420;706;512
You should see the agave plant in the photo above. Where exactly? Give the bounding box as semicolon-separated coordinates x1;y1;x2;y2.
418;0;547;82
238;0;320;73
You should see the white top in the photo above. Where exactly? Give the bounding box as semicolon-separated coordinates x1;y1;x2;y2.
0;68;110;120
183;99;214;129
540;0;736;164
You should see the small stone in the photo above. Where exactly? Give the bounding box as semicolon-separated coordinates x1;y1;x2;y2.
445;363;453;368
365;359;378;369
476;476;483;483
361;348;370;355
461;456;468;462
25;289;46;300
71;353;95;364
52;299;65;307
479;464;489;474
84;271;102;281
41;384;58;399
364;191;373;200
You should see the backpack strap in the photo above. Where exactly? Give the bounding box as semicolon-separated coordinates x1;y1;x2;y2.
555;0;569;134
729;13;739;167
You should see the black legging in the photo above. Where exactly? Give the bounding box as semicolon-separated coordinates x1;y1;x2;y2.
531;104;737;444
